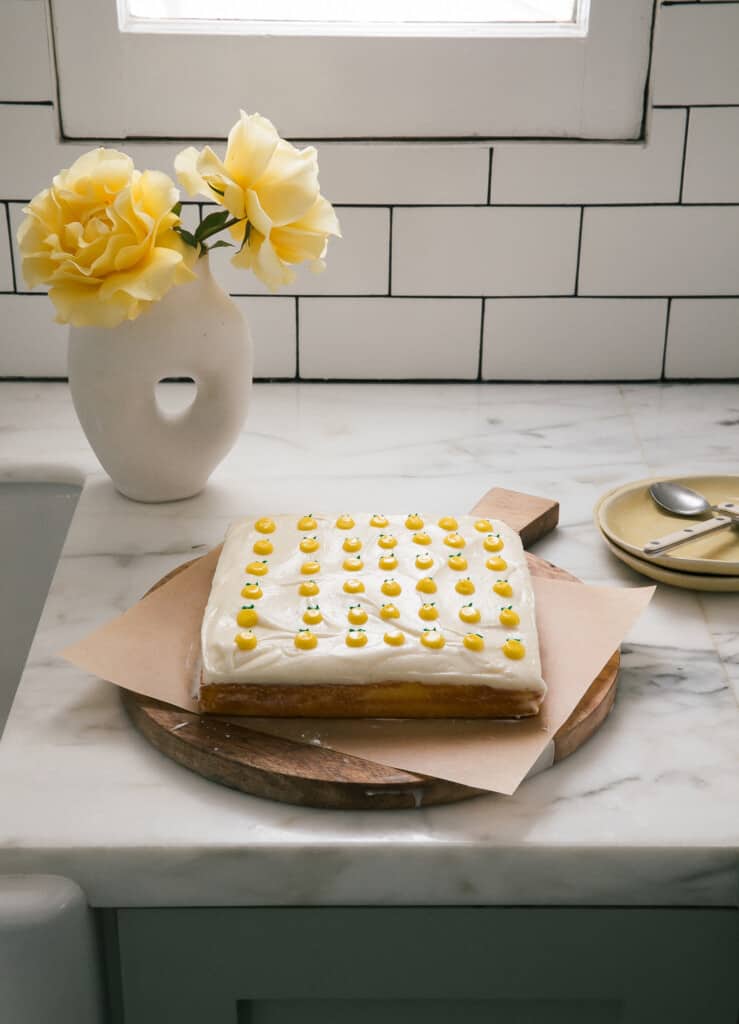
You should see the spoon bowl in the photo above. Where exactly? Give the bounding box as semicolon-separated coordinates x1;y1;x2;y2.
649;481;739;522
649;481;713;518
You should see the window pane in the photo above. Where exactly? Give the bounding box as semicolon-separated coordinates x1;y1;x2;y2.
125;0;578;28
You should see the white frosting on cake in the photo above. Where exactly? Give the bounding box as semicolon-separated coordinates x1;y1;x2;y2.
200;513;545;695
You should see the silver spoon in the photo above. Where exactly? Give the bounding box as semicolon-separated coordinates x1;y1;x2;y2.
643;482;739;556
649;481;739;520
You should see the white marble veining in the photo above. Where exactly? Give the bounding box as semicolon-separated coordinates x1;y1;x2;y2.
0;381;737;908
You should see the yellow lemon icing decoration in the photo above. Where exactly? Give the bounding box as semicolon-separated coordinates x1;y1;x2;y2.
236;605;258;628
419;603;438;621
348;604;368;625
343;578;365;594
346;629;368;648
381;578;401;597
412;531;432;546
380;602;400;619
463;633;485;652
294;629;317;650
377;533;397;549
234;631;257;651
486;556;508;572
455;577;475;595
342;536;362;553
335;514;355;530
443;532;466;548
438;516;458;531
499;606;520;628
502;638;526;660
459;603;481;624
343;556;364;572
246;560;268;576
297;515;317;531
415;552;434;570
484;533;504;552
474;519;492;532
241;583;263;599
493;580;513;598
253;538;273;555
254;517;275;534
370;514;388;528
421;628;445;650
378;553;398;571
301;560;321;575
300;536;320;554
383;630;406;647
405;513;424;530
448;553;468;571
303;605;323;626
299;579;320;597
416;576;437;594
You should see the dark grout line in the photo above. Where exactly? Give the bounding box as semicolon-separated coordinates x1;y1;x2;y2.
653;103;739;109
661;297;673;379
640;0;659;140
294;297;301;379
486;148;494;204
476;299;486;381
3;375;738;385
678;108;691;203
573;207;584;296
387;207;393;296
3;203;17;293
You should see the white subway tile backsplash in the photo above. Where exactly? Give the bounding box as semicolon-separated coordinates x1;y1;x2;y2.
579;207;739;297
0;106;191;200
653;4;739;106
205;205;389;297
0;2;52;102
491;109;685;205
683;108;739;204
299;298;481;379
232;297;296;378
313;143;489;205
665;300;739;379
1;0;738;382
0;209;13;292
0;295;67;376
392;207;580;296
482;299;666;380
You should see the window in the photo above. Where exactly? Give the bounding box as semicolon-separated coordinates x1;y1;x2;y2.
121;0;579;37
51;0;654;140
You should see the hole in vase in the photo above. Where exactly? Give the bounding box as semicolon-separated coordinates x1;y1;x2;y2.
155;377;197;417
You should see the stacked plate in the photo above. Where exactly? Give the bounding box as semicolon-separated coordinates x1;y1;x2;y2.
594;475;739;592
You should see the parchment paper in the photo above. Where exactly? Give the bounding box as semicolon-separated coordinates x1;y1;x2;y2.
61;548;653;795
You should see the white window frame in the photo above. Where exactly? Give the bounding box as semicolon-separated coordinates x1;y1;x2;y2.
50;0;655;141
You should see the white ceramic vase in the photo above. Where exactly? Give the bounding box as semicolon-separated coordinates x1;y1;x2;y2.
67;255;252;502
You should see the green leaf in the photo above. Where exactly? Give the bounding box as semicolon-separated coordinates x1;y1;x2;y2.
239;221;252;253
171;201;182;216
207;239;234;250
174;227;198;248
197;208;231;238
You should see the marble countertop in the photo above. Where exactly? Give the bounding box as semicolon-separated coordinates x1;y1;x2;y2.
0;381;737;908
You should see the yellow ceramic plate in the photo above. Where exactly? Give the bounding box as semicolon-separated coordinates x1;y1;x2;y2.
599;529;739;592
595;475;739;577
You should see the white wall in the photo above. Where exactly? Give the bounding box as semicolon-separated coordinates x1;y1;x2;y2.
0;0;737;380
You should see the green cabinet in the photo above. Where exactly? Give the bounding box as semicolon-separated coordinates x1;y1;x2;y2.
109;907;738;1023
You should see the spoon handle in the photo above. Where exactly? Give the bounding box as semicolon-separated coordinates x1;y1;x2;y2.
643;507;736;556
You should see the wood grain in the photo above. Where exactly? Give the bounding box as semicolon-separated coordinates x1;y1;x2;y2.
121;491;618;810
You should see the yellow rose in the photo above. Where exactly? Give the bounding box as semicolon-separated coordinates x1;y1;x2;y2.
17;148;196;328
175;110;341;292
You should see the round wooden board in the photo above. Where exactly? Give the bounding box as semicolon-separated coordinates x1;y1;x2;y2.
121;554;619;810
